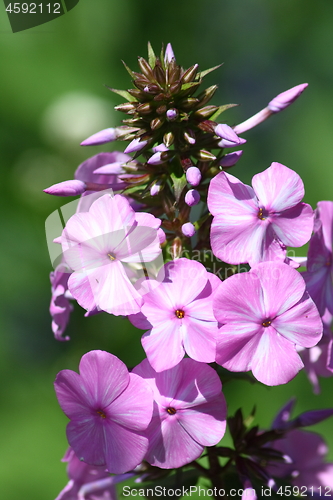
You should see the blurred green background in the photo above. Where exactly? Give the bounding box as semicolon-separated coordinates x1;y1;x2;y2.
1;0;333;498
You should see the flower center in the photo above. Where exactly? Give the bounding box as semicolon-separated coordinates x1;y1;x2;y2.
96;410;107;419
166;407;177;415
262;319;272;327
175;309;185;319
107;253;116;261
258;208;266;220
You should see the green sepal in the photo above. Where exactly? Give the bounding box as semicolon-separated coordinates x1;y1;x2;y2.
170;171;187;203
181;81;201;91
106;86;137;102
122;60;137;79
147;41;156;69
209;103;239;121
197;64;223;80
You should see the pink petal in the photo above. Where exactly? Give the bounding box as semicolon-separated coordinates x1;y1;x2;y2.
182;318;216;363
141;322;185;372
108;373;153;431
252;162;305;212
216;325;262;372
272;203;314;247
318;201;333;252
251;262;306;318
66;417;107;466
178;398;227;446
103;423;149;473
208;171;257;217
145;414;203;469
162;259;209;305
78;351;129;408
213;272;265;324
251;327;304;385
55;370;94;419
273;294;323;347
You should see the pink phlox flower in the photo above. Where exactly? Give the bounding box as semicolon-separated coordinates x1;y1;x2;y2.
302;201;333;317
61;193;162;316
55;447;118;500
54;351;154;474
298;311;333;394
132;358;227;469
50;262;74;341
207;162;314;266
213;262;323;386
129;258;220;372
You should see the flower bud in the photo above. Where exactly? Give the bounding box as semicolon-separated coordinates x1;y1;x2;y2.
165;43;175;63
185;189;200;206
215;123;241;143
166;108;178;121
170;237;182;259
184;130;196;145
152;143;169;153
124;138;148;154
195;150;216;162
150;181;163;196
218;137;247;148
114;103;136;113
268;83;308;113
181;64;199;84
147;151;170;165
219;150;243;167
44;180;86;196
150;117;164;130
186;166;201;186
80;128;117;146
163;131;174;147
181;222;196;238
136;102;153;115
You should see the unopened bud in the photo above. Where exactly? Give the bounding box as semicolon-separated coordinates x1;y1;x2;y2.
181;64;199;84
136;102;153;115
186;166;201;186
166;108;178;121
184;130;196;145
152;143;169;153
170;237;182;259
148;151;173;165
114;103;136;113
195;150;216;162
80;128;117;146
215;123;241;143
165;43;175;63
44;179;86;196
179;98;199;110
268;83;308;113
219;150;243;167
138;57;154;80
124;138;148;154
194;106;218;119
163;131;174;147
185;189;200;206
197;85;218;106
150;180;163;196
150;117;164;130
181;222;196;238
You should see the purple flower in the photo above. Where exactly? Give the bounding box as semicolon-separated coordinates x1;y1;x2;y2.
55;447;118;500
124;138;148;154
80;128;118;146
54;350;153;474
44;180;87;197
50;263;73;341
132;358;227;469
61;193;162;316
213;262;323;386
208;162;314;266
266;429;333;492
219;150;243;168
214;124;242;144
129;259;219;372
302;201;333;316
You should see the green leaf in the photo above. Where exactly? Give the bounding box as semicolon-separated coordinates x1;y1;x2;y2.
197;64;223;79
209;103;239;121
170;172;187;203
147;42;156;69
105;86;137;102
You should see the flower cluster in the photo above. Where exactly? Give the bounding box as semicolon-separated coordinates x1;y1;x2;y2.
44;44;333;499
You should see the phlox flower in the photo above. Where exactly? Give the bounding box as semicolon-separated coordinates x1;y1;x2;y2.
55;447;118;500
50;262;73;341
132;358;227;469
54;350;153;474
213;262;323;386
61;193;162;316
129;258;220;372
266;429;333;493
207;162;314;266
302;201;333;316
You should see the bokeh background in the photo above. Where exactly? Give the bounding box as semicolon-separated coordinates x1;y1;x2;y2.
1;0;333;498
